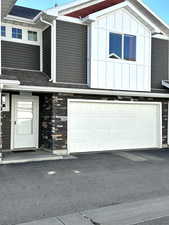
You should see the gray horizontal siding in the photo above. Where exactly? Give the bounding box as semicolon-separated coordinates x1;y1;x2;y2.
151;38;169;89
56;20;87;84
1;41;40;70
43;27;51;78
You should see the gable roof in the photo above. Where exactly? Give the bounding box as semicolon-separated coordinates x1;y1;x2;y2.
66;0;123;18
9;5;41;20
129;0;169;36
45;0;169;36
84;1;160;32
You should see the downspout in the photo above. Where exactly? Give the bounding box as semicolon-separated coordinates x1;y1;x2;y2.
40;16;56;82
0;84;3;161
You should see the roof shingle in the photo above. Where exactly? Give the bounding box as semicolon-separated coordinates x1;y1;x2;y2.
9;5;41;20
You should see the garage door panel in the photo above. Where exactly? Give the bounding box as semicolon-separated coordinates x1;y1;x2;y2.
68;101;161;153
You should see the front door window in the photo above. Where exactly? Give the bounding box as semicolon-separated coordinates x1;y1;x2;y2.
16;101;33;135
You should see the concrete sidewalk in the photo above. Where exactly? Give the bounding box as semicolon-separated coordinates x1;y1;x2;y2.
19;196;169;225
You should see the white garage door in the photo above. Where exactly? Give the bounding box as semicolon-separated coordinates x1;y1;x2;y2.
68;100;162;153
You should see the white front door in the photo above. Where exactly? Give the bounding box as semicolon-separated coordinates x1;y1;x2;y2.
12;95;39;149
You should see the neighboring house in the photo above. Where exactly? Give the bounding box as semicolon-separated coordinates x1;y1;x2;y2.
1;0;169;158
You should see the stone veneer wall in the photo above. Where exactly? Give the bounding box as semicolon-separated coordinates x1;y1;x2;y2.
1;93;11;152
39;94;53;150
39;93;169;152
2;111;11;150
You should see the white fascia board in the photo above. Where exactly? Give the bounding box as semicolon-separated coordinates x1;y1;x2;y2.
43;8;59;17
153;34;169;41
162;80;169;89
33;12;43;22
126;2;162;32
0;79;20;85
85;1;128;20
57;16;84;25
4;12;51;27
57;0;94;12
4;12;42;24
45;0;103;17
135;0;169;35
4;15;35;24
3;85;169;99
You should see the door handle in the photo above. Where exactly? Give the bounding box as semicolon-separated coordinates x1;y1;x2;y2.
14;121;16;125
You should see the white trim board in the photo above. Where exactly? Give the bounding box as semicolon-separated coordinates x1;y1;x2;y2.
3;85;169;99
1;22;42;46
57;16;85;25
130;0;169;35
168;102;169;145
45;0;169;36
84;2;160;33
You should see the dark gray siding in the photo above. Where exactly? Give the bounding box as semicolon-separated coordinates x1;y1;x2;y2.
1;41;40;70
56;20;87;84
43;27;51;78
151;38;169;89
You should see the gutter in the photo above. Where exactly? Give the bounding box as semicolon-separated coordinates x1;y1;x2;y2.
3;85;169;99
40;16;53;26
0;79;20;85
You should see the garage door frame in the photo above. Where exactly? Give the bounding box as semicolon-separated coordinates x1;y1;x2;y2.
67;99;162;154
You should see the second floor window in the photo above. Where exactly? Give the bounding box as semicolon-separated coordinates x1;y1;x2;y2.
28;31;37;41
1;26;6;37
12;28;22;39
109;33;136;61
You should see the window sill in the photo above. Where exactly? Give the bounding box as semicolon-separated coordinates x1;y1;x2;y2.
106;57;137;64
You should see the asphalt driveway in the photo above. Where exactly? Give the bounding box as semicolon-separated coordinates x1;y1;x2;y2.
1;149;169;225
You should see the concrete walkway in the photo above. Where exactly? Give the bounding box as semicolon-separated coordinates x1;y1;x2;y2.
18;196;169;225
0;150;77;164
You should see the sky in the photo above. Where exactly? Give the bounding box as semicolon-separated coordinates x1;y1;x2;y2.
16;0;169;24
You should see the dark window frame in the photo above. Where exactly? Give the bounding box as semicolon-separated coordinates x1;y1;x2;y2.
12;27;22;39
1;26;6;37
28;30;38;41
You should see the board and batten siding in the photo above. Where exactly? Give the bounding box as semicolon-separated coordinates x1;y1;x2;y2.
1;41;40;70
43;27;51;78
89;8;152;91
56;20;87;84
151;38;169;90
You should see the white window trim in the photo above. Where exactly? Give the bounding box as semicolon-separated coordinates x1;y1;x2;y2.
108;32;137;62
1;22;41;46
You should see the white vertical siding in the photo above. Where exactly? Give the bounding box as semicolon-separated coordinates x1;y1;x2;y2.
89;8;152;91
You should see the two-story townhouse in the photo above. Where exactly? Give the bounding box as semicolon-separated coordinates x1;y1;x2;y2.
1;0;169;160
